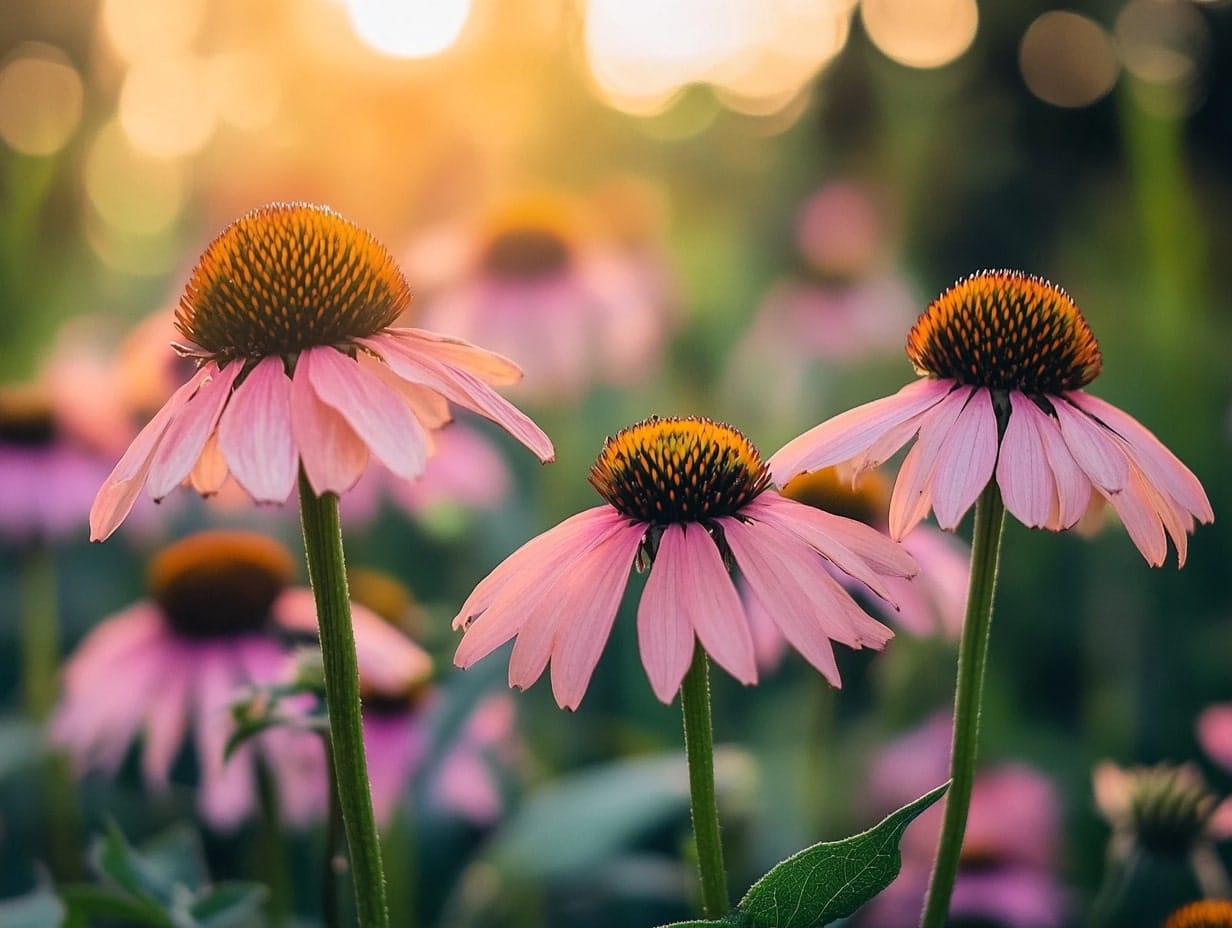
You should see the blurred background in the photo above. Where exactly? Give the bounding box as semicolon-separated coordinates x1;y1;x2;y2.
2;0;1231;925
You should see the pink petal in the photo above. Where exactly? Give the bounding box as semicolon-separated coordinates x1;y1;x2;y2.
141;649;193;788
189;432;229;495
147;362;242;501
301;346;430;480
744;493;916;605
636;525;699;703
997;394;1056;529
1100;466;1168;566
290;362;369;496
1066;392;1212;522
1033;406;1091;529
639;524;757;702
359;334;554;462
388;327;524;386
89;365;213;541
1053;398;1129;495
768;378;952;485
723;516;893;686
548;523;646;709
453;507;626;665
359;352;451;429
193;647;257;829
929;388;998;531
1198;704;1232;772
887;386;972;538
217;356;298;502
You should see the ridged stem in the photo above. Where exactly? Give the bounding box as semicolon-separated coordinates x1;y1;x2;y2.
680;645;729;918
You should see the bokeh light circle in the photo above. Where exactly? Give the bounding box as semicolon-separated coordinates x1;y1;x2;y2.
0;45;84;156
861;0;978;69
345;0;472;59
1019;11;1119;108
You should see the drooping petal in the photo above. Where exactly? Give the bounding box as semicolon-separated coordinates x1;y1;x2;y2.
636;525;698;703
359;351;452;429
388;327;525;386
638;523;756;702
147;361;242;501
1034;407;1091;529
360;335;554;463
724;516;893;686
189;432;230;495
193;646;257;829
217;356;298;502
743;493;915;605
89;365;214;541
1066;391;1212;522
768;377;952;485
301;346;430;480
996;393;1057;529
929;387;998;531
1053;398;1129;495
887;386;972;538
1099;466;1168;566
290;361;370;496
548;524;646;710
141;645;193;788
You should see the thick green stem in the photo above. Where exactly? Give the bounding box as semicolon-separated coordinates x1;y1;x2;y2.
920;484;1006;928
298;474;388;928
680;646;729;918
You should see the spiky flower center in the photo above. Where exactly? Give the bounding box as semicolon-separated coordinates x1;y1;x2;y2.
482;227;572;280
1163;900;1232;928
0;386;55;446
149;531;294;638
589;416;770;524
1121;764;1219;857
175;202;412;361
906;270;1102;394
780;466;890;527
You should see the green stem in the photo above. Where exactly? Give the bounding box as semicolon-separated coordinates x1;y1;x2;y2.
324;734;343;928
255;761;291;927
298;473;388;928
21;543;59;720
680;645;729;918
920;483;1006;928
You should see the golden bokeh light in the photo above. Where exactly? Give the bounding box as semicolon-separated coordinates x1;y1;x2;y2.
1115;0;1211;116
119;56;218;159
209;52;281;131
860;0;978;69
345;0;473;59
1019;11;1119;108
100;0;205;63
83;119;187;237
0;44;84;156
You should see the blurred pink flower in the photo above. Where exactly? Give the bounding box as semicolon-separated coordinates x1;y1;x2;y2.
51;532;330;830
1199;704;1232;773
795;180;893;280
770;270;1212;566
90;203;553;542
0;380;114;543
454;416;915;710
417;192;672;402
861;713;1067;928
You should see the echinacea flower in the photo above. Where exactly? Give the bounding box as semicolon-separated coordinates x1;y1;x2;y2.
418;193;670;401
51;531;334;830
1162;899;1232;928
770;270;1213;566
453;416;916;709
89;202;554;542
1094;761;1232;860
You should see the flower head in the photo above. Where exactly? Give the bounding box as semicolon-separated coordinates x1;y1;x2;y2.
419;192;672;401
453;416;915;709
1094;761;1232;859
52;531;331;830
1163;900;1232;928
90;202;553;542
770;270;1212;566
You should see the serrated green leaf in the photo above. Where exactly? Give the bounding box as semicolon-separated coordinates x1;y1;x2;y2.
736;781;949;928
657;916;747;928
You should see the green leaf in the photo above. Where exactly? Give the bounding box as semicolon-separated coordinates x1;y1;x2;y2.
184;882;269;927
59;884;172;927
658;917;747;928
735;781;949;928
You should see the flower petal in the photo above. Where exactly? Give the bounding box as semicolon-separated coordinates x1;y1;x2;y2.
887;386;972;538
1101;466;1168;566
361;335;554;463
189;432;230;495
929;387;998;531
301;346;429;480
769;377;952;484
388;327;524;386
1066;391;1212;523
290;362;370;496
147;361;242;501
89;365;213;541
997;394;1056;529
1053;398;1129;495
217;356;298;502
1033;407;1091;529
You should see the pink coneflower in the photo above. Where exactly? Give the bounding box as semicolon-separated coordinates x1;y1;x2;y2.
453;416;916;709
51;531;331;830
770;270;1213;566
1093;761;1232;861
1162;900;1232;928
418;194;670;402
89;202;554;542
1198;704;1232;774
0;382;113;543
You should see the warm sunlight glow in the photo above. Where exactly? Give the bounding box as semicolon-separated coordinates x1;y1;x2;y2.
0;45;84;156
345;0;472;59
861;0;978;69
83;120;186;236
100;0;204;63
118;56;217;159
1020;12;1119;108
